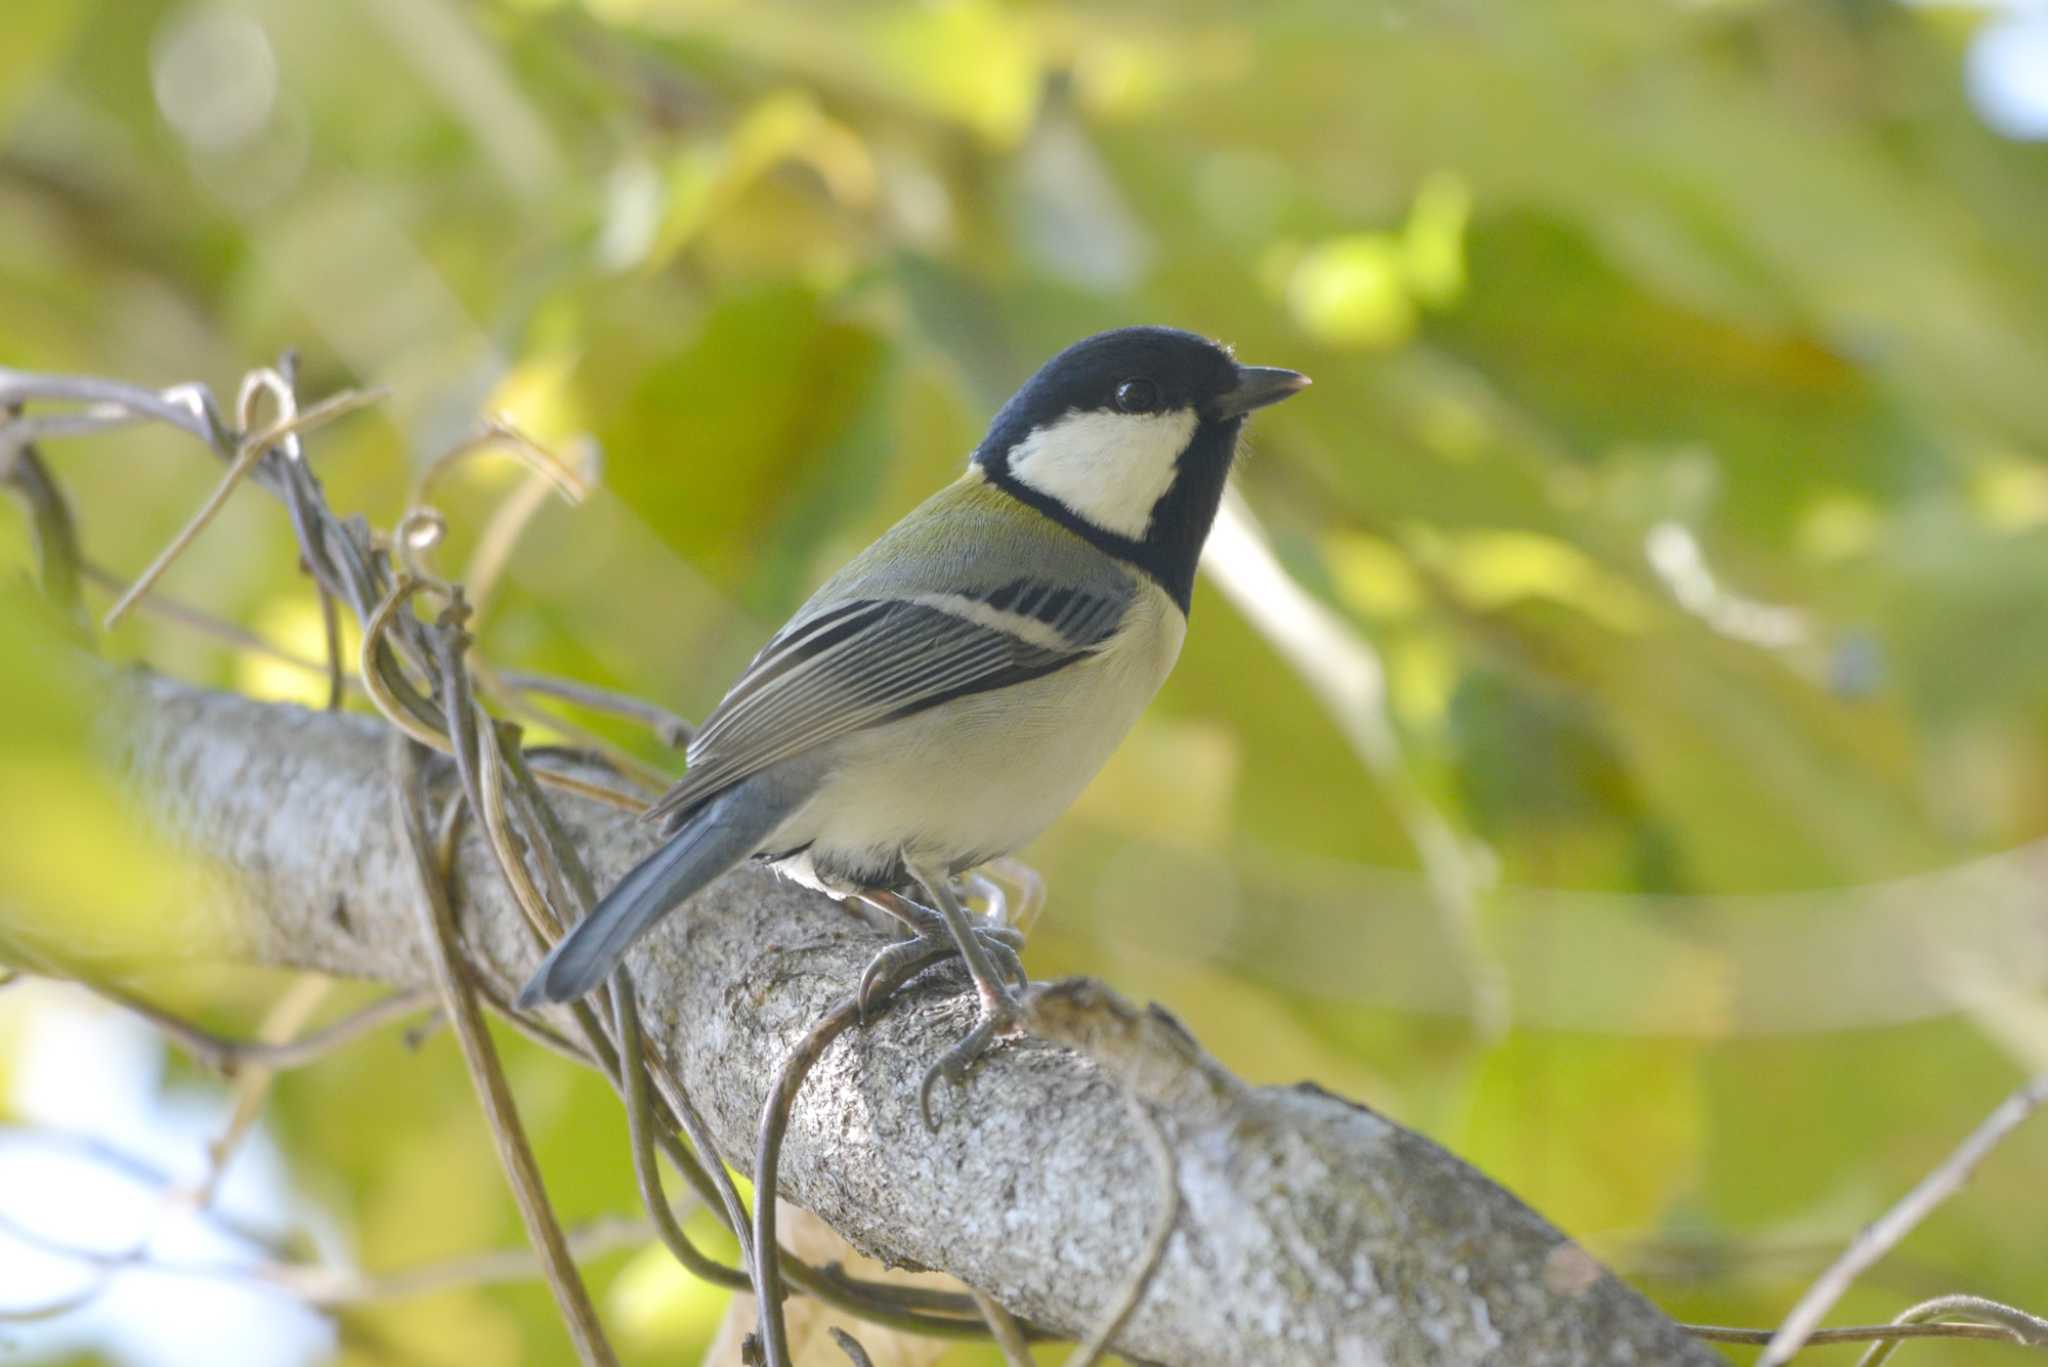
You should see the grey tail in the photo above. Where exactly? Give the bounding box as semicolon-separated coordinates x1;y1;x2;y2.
514;779;794;1009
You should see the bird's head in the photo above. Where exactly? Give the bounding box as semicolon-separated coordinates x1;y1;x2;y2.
972;326;1307;611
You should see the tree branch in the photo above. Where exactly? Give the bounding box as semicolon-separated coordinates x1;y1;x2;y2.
89;670;1720;1366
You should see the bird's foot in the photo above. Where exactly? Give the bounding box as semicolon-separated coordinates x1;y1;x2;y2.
855;879;1033;1129
853;897;1026;1022
917;985;1021;1130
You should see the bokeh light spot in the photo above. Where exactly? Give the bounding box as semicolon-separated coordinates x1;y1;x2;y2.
1967;9;2048;141
150;6;277;151
1287;234;1416;350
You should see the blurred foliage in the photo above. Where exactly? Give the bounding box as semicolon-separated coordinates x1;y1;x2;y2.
4;0;2048;1363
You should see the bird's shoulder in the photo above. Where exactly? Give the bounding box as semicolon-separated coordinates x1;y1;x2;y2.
806;469;1137;610
650;474;1143;827
675;473;1134;754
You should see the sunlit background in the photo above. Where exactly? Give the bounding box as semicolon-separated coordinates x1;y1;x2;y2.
4;0;2048;1362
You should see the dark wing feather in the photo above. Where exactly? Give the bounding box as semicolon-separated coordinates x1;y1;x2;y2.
643;584;1129;831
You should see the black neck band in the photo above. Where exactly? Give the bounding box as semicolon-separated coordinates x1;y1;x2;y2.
978;418;1241;615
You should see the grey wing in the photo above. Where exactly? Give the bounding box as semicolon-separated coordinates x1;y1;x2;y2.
643;580;1131;831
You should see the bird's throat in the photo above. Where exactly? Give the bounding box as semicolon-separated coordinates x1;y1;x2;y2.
978;419;1241;615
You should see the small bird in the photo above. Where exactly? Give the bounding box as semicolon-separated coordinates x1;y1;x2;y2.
517;326;1306;1093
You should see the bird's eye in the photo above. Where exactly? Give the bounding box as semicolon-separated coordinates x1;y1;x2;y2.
1113;378;1160;414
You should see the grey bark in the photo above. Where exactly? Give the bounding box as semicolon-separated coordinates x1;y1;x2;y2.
91;670;1721;1366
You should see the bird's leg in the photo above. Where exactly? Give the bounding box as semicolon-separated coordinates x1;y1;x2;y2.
847;875;1033;1125
905;857;1027;1127
850;887;1025;1023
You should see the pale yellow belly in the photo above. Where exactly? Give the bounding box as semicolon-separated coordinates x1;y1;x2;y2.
767;581;1184;891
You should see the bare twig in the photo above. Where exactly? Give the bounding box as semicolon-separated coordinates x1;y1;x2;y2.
262;1213;656;1308
646;1073;756;1284
0;1115;293;1324
319;582;346;710
505;718;985;1343
609;980;748;1289
207;987;437;1069
101;386;382;629
0;1208;139;1270
0;1158;655;1311
198;974;332;1206
488;992;599;1066
0;1141;279;1262
1686;1316;2044;1349
749;955;976;1367
471;656;669;793
0;371;223;445
527;764;644;813
750;998;865;1367
498;749;947;1346
419;618;734;1361
489;744;746;1252
1761;1073;2048;1365
474;715;720;1275
476;723;571;943
498;669;695;749
359;575;451;748
391;736;617;1367
0;1280;116;1324
827;1327;877;1367
0;404;154;446
486;726;768;1308
972;1291;1035;1367
411;414;589;512
38;974;435;1077
1857;1294;2048;1364
81;561;347;679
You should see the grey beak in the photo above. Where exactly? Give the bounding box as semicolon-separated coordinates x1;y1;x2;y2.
1216;365;1311;418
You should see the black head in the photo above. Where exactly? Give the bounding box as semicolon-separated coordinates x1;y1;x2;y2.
973;326;1307;612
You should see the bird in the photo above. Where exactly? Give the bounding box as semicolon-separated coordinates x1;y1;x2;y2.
516;325;1307;1100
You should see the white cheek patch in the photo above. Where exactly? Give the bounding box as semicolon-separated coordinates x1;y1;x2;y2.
1005;408;1198;540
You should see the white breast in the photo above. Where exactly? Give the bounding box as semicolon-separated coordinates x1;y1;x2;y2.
767;576;1186;890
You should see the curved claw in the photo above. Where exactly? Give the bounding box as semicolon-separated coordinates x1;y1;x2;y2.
855;940;926;1023
982;924;1027;952
983;937;1028;995
851;871;1030;1130
855;926;1029;1023
917;1013;1007;1131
